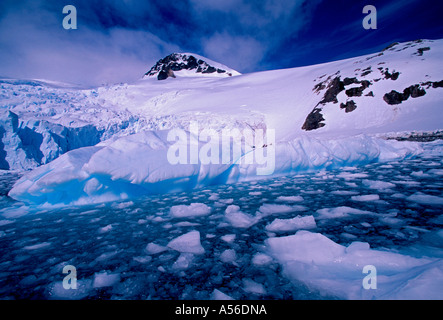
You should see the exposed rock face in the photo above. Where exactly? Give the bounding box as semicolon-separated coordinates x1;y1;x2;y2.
378;67;400;80
320;77;345;104
145;53;231;80
340;100;357;113
416;47;430;56
345;81;371;97
383;84;427;105
302;108;325;131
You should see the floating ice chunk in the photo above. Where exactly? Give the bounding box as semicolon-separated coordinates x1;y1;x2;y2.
221;234;236;243
406;193;443;206
167;230;205;254
0;220;14;226
360;222;372;228
145;242;168;255
337;172;369;180
208;193;219;201
218;198;234;204
330;190;359;196
362;180;396;190
220;249;237;264
410;171;430;178
98;224;113;233
252;253;273;266
345;241;370;253
275;196;304;202
113;201;134;209
132;256;152;264
95;250;119;262
428;169;443;176
23;242;51;250
266;231;345;264
249;191;262;196
265;231;443;299
224;205;259;229
174;221;200;227
212;289;234;300
170;203;211;218
1;206;29;219
93;272;120;288
259;204;300;215
351;194;380;202
265;215;316;232
172;253;195;270
316;206;374;219
48;280;92;300
242;279;266;295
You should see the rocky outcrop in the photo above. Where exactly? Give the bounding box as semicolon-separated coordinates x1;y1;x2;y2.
302;108;325;131
145;53;231;80
415;47;430;56
383;80;443;105
340;100;357;113
383;84;426;105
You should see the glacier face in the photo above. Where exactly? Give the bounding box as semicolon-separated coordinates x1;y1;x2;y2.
0;110;102;170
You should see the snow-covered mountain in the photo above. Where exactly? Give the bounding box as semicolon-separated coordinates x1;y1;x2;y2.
143;53;241;80
2;39;443;205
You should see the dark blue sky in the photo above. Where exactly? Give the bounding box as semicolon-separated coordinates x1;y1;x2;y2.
0;0;442;86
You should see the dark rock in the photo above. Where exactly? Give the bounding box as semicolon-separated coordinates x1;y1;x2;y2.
416;47;430;56
202;66;217;74
432;80;443;88
384;84;427;105
186;56;199;70
157;70;169;81
146;53;231;80
340;100;357;113
365;91;374;97
302;108;325;131
406;85;426;98
360;66;372;77
390;72;400;80
313;81;326;93
343;77;359;86
382;42;399;51
345;80;371;97
361;80;371;89
383;90;409;105
320;77;345;104
345;87;364;97
380;68;400;80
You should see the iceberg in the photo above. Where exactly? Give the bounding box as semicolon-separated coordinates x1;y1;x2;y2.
8;129;421;206
265;230;443;299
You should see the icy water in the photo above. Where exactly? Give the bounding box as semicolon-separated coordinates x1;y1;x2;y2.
0;142;442;300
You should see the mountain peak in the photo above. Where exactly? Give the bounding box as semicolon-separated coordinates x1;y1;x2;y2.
144;53;241;80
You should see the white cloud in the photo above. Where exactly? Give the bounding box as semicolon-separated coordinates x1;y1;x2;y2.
0;4;180;86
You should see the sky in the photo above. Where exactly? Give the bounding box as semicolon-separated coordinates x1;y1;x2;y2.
0;0;442;86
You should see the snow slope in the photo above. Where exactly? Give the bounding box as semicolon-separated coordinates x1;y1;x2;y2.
3;39;443;205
